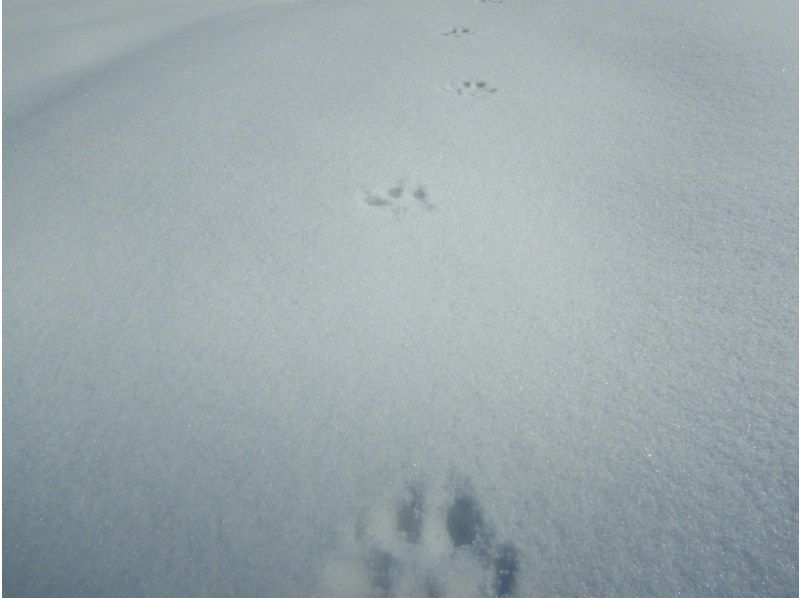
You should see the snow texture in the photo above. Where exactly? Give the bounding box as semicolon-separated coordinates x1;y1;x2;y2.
4;0;798;595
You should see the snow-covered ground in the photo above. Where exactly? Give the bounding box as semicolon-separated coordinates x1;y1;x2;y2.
4;0;797;595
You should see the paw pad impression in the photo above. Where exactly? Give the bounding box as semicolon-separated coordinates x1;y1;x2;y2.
318;478;520;596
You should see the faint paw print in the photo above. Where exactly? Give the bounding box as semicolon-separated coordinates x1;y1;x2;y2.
361;180;435;215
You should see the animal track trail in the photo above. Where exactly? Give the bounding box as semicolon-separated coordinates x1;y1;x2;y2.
318;477;520;596
360;180;435;215
441;27;474;37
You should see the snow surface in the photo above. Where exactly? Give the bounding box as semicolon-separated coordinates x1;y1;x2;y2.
4;0;797;595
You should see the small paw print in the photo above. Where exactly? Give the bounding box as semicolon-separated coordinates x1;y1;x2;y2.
441;27;474;37
447;80;497;96
360;180;435;215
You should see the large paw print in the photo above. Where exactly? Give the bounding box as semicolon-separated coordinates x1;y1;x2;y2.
318;478;519;597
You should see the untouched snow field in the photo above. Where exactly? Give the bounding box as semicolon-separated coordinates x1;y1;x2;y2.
4;0;797;595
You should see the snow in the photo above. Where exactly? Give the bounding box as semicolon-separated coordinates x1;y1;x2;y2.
4;0;797;595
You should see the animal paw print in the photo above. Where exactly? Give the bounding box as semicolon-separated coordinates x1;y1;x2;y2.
441;27;474;37
318;478;520;597
447;80;497;97
361;180;435;215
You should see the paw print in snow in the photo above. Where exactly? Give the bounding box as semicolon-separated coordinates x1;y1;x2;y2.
447;80;497;97
361;180;435;215
441;27;474;37
317;477;520;596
